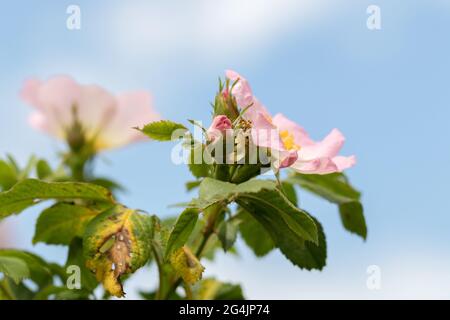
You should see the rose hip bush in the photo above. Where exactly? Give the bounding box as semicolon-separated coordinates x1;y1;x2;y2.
0;71;365;300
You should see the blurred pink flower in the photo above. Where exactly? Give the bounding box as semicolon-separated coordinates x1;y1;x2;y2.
207;115;232;141
225;70;356;174
20;76;160;150
0;221;12;248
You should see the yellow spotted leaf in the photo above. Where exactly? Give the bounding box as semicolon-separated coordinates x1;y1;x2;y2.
83;205;153;297
170;246;204;285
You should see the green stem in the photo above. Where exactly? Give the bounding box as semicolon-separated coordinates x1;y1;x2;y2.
184;283;193;300
0;281;14;300
65;144;95;182
71;161;85;181
166;278;182;299
151;242;166;300
162;203;223;300
163;230;214;300
195;228;213;257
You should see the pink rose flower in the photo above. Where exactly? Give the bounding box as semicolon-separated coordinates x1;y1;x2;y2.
20;75;160;150
225;70;356;174
207;115;232;141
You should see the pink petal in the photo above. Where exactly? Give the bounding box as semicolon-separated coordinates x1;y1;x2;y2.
272;113;314;146
269;148;299;171
225;69;254;108
209;115;232;131
299;128;346;161
28;112;50;133
290;154;356;174
244;98;271;124
251;113;284;150
207;115;232;141
21;76;84;136
20;78;42;109
76;84;117;139
29;75;84;136
333;155;357;171
21;76;160;150
292;129;355;174
291;158;339;175
99;91;160;149
279;151;299;169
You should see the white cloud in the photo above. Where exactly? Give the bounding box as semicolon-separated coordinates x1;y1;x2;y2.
106;0;335;63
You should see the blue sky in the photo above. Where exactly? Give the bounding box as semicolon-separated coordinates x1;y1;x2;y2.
1;0;450;299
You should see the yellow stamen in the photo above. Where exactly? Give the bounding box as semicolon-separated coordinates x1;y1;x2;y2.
280;130;301;151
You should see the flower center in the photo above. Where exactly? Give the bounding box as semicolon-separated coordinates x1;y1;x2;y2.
239;119;252;131
280;130;300;151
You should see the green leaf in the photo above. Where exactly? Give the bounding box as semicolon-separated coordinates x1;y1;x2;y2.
18;155;37;180
53;289;90;300
190;178;322;269
0;256;30;284
339;201;367;240
188;145;211;178
46;263;67;283
36;159;52;180
139;120;187;141
187;217;238;261
193;178;276;209
164;208;199;260
236;196;322;268
139;289;182;300
214;283;244;300
0;179;114;219
287;173;360;204
32;285;90;300
155;216;173;254
5;154;20;174
288;172;367;240
0;160;17;191
193;178;318;244
138;290;157;300
194;278;244;300
66;238;98;292
238;201;326;270
88;177;124;192
196;178;237;206
238;210;275;257
300;217;327;270
0;278;34;300
186;180;202;192
280;182;298;206
218;219;239;252
0;281;12;300
83;205;153;297
0;250;52;287
33;203;101;245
